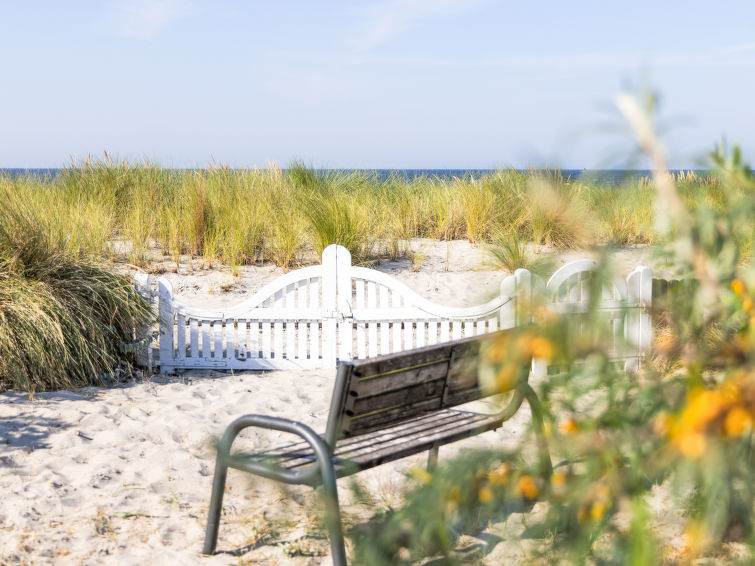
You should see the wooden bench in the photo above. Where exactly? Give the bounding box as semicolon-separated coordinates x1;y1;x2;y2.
202;330;551;564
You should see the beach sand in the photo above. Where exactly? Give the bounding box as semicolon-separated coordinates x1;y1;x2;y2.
0;241;679;564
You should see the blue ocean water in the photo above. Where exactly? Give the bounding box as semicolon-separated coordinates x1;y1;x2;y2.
0;167;716;186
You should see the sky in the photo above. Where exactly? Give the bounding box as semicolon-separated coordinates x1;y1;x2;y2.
1;0;754;169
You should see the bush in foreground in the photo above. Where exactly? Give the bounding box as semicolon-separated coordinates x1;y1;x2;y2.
350;97;755;565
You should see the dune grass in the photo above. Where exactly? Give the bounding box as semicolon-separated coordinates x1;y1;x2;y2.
0;158;725;272
0;185;154;393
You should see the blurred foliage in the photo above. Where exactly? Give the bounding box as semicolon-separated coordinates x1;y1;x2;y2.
349;101;755;564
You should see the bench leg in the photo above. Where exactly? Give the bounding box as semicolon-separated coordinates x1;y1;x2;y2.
202;455;229;555
523;383;553;479
427;446;439;470
318;457;348;566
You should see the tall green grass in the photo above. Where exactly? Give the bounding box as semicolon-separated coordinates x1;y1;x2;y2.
0;185;154;392
0;158;726;271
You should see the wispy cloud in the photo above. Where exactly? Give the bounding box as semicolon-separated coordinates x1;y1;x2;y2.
112;0;187;40
352;0;480;50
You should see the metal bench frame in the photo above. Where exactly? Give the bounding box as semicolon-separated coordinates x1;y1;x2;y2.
202;330;551;564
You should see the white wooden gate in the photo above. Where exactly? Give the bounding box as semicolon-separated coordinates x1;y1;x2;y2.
531;259;653;376
152;244;652;373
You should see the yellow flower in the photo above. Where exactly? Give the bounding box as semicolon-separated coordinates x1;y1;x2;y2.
487;336;509;362
409;467;433;485
558;418;579;435
653;412;673;436
495;364;519;392
678;390;727;431
478;486;493;504
744;298;754;314
531;336;554;361
517;476;540;500
550;471;568;498
590;501;607;522
731;279;746;297
488;463;511;486
551;471;567;487
724;406;754;437
514;332;535;355
447;485;461;503
676;432;707;459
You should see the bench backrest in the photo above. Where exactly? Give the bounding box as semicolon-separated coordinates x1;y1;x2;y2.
323;330;528;446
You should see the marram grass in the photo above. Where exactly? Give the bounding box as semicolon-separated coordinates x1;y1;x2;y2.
0;187;153;393
0;157;724;272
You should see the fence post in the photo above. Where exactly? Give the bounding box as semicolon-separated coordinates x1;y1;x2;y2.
321;245;338;368
335;246;353;362
500;268;534;329
133;274;153;373
626;265;653;372
157;277;175;373
499;273;517;330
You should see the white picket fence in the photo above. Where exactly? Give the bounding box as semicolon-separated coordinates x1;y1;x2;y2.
146;244;652;374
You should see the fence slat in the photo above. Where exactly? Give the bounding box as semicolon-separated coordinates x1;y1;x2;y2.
274;321;283;359
176;314;186;360
190;319;199;358
214;322;223;359
322;246;338;366
262;322;271;359
427;321;438;345
202;322;211;359
367;282;378;358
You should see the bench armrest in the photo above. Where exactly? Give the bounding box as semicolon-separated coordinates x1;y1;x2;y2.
217;414;331;486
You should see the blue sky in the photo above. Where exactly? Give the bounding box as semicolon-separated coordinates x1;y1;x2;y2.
1;0;754;169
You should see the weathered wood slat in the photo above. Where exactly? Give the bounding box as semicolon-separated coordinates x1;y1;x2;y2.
347;397;444;435
351;378;447;416
353;359;451;398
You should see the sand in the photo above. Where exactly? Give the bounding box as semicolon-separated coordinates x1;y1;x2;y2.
0;241;678;565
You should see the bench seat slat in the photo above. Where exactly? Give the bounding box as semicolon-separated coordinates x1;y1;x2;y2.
246;409;475;470
227;404;516;479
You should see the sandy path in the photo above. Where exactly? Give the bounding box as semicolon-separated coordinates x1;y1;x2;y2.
0;241;673;564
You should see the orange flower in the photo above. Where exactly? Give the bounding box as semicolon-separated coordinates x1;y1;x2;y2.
559;418;579;435
517;476;540;500
724;406;754;437
677;390;727;431
731;279;746;297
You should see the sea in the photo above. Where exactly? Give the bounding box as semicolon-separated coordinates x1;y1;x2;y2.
0;168;717;186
